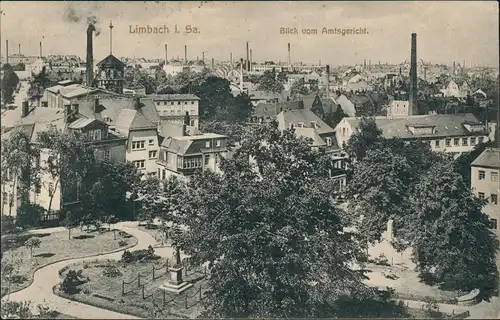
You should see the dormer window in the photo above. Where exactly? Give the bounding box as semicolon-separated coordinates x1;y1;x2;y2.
298;122;305;128
326;137;332;146
311;121;318;129
406;124;435;135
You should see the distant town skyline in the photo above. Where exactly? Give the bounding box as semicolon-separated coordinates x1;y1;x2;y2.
1;1;499;67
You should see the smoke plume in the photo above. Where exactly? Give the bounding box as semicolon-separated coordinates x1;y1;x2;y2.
64;6;101;36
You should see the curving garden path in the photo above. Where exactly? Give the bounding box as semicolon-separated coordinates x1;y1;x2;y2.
2;221;176;319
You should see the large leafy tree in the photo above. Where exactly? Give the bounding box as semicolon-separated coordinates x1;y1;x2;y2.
180;122;369;317
290;78;309;100
191;76;233;120
408;157;498;293
215;92;254;123
28;66;51;106
1;64;19;104
345;117;384;161
257;69;287;93
36;126;96;215
325;105;348;129
1;129;41;217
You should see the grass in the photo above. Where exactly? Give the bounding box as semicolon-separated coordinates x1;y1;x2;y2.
54;258;208;319
1;228;138;298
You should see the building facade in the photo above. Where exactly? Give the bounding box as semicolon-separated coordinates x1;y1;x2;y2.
149;94;200;129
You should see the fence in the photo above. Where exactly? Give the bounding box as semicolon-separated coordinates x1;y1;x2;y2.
122;259;171;295
140;282;204;309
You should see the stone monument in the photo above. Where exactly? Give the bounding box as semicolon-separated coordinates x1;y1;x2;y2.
159;244;193;294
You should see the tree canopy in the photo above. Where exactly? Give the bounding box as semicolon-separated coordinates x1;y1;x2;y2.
1;64;19;104
257;69;287;93
179;122;371;317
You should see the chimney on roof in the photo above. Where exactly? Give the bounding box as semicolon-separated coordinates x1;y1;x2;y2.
409;33;418;116
72;103;79;114
134;96;142;109
94;96;99;113
21;100;29;118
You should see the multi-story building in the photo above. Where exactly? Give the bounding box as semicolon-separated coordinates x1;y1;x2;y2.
335;113;490;158
1;100;127;218
156;123;228;180
471;148;500;231
148;94;200;129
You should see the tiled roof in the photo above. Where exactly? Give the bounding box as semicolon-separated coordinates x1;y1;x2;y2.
148;94;200;101
161;137;192;155
96;54;126;68
115;109;156;132
344;113;488;139
254;101;303;118
302;95;338;114
68;118;96;129
158;123;184;139
294;127;326;147
471;148;500;169
88;96;160;126
278;109;334;135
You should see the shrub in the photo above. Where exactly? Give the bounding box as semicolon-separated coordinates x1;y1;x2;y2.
120;248;159;263
118;240;128;247
102;265;122;278
118;231;132;238
16;203;45;229
11;275;28;284
61;270;87;294
121;250;133;263
374;253;390;266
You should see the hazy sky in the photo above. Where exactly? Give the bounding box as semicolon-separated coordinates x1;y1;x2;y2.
1;1;498;66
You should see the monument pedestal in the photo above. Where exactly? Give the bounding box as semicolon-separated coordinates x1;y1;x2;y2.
159;266;193;294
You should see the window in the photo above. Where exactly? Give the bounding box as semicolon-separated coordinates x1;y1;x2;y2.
470;137;476;146
492;172;498;182
489;218;498;230
478;192;485;199
177;101;181;105
479;137;484;144
205;141;211;148
133;160;145;169
215;154;220;164
479;170;485;180
216;140;221;147
298;122;305;128
204;155;210;165
89;129;102;141
132;140;145;150
184;101;187;104
190;120;195;126
162;169;166;180
149;150;157;159
2;192;7;206
149;139;154;146
103;150;110;161
326;137;332;146
191;101;194;104
453;138;459;146
342;127;346;136
445;139;451;147
435;140;440;148
462;138;468;146
491;194;498;205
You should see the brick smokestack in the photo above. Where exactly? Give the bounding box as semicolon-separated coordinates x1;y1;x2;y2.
230;52;233;67
240;58;244;93
39;41;42;58
409;33;418;116
288;43;291;66
326;65;330;99
5;40;8;64
86;24;96;87
185;45;187;63
18;43;20;55
246;42;249;71
249;49;252;72
164;44;168;64
453;61;456;75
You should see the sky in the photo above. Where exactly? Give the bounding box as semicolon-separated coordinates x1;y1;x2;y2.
1;1;499;67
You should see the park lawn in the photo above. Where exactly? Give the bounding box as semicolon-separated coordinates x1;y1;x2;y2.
1;228;138;297
55;258;208;319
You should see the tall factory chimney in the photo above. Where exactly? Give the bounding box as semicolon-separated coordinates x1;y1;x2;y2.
369;60;371;70
230;52;233;67
185;45;188;63
5;40;8;64
212;58;214;68
86;24;96;87
18;43;20;55
453;61;456;75
250;49;253;72
164;44;168;65
288;43;291;66
240;58;244;93
246;42;250;71
409;33;418;116
39;41;42;58
202;51;205;63
364;59;366;69
326;64;330;99
463;59;466;69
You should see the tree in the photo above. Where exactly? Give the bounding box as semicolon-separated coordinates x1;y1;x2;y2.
24;237;41;258
290;78;309;100
1;129;41;217
408;157;498;293
180;122;370;317
215;92;254;123
63;210;79;240
310;95;324;119
15;203;45;230
1;64;19;104
345;117;383;161
192;76;233;119
36;126;96;215
347;147;412;243
28;66;50;106
135;176;163;223
257;69;287;93
325;105;348;129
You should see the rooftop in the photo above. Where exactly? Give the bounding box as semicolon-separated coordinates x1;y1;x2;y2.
148;94;200;101
471;148;500;169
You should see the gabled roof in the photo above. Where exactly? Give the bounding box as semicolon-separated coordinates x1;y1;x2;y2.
96;54;126;68
471;148;500;169
115;109;156;132
302;95;338;115
67;118;98;129
278;109;334;135
294;127;327;147
254;101;303;118
148;94;200;101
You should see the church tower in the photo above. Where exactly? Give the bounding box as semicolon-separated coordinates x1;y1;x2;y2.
95;21;126;94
